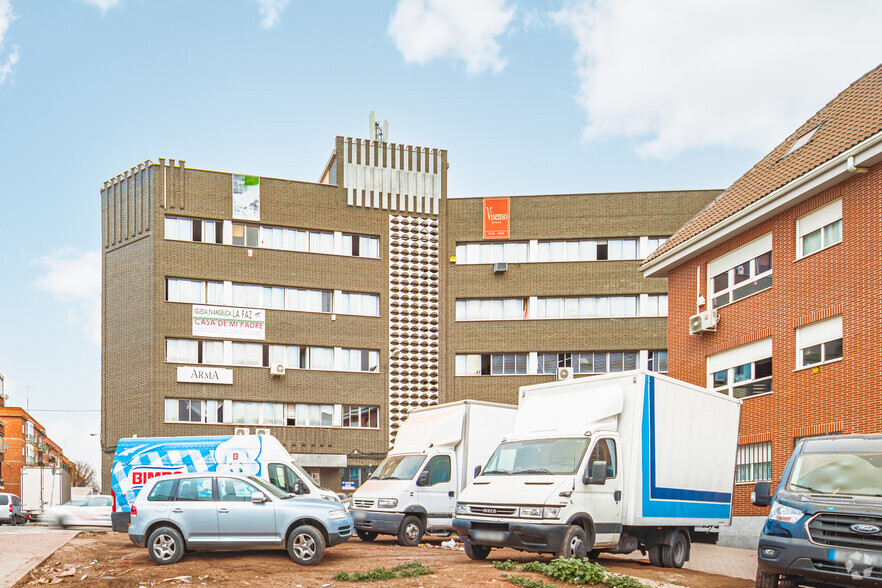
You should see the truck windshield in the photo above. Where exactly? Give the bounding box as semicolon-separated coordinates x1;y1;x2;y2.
786;452;882;497
371;455;427;480
483;438;590;475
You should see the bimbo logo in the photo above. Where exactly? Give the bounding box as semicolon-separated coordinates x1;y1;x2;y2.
130;466;185;487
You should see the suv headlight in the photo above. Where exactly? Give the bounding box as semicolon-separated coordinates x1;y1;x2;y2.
768;501;804;524
377;498;398;508
328;509;348;520
542;507;560;519
519;506;542;518
455;503;468;515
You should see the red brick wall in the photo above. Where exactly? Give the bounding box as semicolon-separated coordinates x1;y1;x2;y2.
667;161;882;516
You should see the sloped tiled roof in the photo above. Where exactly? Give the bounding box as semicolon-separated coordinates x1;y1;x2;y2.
645;63;882;265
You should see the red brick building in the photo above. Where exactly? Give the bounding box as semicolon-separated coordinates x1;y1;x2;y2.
0;407;75;497
641;65;882;521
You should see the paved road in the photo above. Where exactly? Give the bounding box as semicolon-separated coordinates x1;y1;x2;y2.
608;542;757;580
0;525;80;588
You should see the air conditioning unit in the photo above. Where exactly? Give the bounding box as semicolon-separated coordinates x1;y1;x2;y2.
255;428;270;436
556;367;573;381
270;363;285;376
234;427;250;436
493;262;508;273
689;310;720;335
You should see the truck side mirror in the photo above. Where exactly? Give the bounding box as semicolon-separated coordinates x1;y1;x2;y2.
584;461;608;485
474;465;482;477
752;481;771;507
293;480;305;495
417;471;430;487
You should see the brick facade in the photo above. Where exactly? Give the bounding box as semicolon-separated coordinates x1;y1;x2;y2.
0;407;75;496
665;161;882;516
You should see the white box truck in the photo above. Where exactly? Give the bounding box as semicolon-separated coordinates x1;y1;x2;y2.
350;400;518;546
452;370;741;567
21;466;72;520
109;434;340;532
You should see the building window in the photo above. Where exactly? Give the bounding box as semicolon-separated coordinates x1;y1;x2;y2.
341;466;375;489
456;242;529;265
537;351;638;374
342;234;380;258
455;299;526;321
26;444;36;464
797;199;842;258
166;278;206;304
232;401;284;425
708;338;773;399
342;406;379;428
644;237;668;258
295;404;334;427
164;399;223;423
232;343;263;366
648;351;668;373
735;441;772;482
454;237;652;265
285;288;333;313
455;353;527;375
337;293;380;316
797;315;843;368
166;339;198;363
339;349;380;372
707;234;773;309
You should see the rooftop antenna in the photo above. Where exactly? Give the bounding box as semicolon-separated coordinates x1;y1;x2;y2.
369;111;389;143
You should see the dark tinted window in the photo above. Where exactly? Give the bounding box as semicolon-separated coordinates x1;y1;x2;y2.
0;495;7;505
148;479;177;502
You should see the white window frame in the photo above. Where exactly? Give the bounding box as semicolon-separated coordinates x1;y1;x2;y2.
796;199;842;259
796;315;843;369
735;441;772;483
708;338;773;399
708;233;773;309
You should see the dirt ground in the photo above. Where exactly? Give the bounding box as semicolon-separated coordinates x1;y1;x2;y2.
15;532;753;588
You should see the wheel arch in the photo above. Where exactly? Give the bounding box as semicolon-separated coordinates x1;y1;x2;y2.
145;521;186;547
285;517;330;546
565;513;596;549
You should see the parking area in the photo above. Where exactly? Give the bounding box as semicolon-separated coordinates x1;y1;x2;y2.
0;525;80;588
13;531;756;588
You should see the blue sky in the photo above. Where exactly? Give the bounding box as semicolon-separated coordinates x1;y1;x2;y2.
1;0;880;479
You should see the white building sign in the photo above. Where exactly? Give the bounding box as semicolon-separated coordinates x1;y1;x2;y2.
177;366;233;385
192;305;265;340
232;174;260;220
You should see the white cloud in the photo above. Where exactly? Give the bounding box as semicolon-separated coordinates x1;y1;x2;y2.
78;0;120;12
0;0;17;84
256;0;289;28
32;248;101;346
553;0;882;159
388;0;516;75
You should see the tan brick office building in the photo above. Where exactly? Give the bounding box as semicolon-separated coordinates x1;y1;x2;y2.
101;134;717;492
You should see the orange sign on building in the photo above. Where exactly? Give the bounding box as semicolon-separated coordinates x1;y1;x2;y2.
483;197;510;239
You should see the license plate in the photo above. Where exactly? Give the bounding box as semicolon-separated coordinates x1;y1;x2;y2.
473;530;506;542
830;549;882;568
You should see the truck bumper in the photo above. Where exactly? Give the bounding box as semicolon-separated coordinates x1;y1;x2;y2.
759;535;882;587
452;518;568;554
351;509;405;535
111;512;131;533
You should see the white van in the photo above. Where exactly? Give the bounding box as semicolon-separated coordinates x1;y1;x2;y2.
453;371;741;567
110;434;339;532
351;401;517;545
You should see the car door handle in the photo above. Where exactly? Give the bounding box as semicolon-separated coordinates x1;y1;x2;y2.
218;508;229;513
172;508;183;513
614;490;622;502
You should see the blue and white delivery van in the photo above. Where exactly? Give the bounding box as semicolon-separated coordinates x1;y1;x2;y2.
110;435;339;532
453;370;741;567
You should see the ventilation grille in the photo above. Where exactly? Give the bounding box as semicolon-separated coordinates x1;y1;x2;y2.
388;214;440;446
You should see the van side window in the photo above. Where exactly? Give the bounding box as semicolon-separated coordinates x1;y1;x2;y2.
423;455;452;485
175;477;215;501
0;496;8;506
148;479;177;501
588;439;617;479
268;463;307;494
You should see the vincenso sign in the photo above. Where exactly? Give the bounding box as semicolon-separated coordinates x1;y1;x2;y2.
483;197;510;239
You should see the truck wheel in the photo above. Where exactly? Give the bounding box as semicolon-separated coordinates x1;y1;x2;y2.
647;545;663;567
556;525;588;559
287;525;326;566
661;532;688;568
756;569;780;588
397;515;424;546
464;543;492;560
148;526;184;565
356;530;378;542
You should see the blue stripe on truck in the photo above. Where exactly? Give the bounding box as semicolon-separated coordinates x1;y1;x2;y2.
641;374;732;519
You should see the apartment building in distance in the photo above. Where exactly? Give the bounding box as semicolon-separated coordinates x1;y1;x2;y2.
0;406;75;496
641;65;882;525
100;129;719;492
445;191;718;405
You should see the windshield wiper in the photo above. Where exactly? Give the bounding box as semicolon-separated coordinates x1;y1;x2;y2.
481;469;510;475
516;468;554;475
791;483;831;494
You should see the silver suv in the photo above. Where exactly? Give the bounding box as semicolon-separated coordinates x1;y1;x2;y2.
128;472;352;565
0;493;25;525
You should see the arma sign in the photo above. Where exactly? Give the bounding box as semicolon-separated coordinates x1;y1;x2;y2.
483;197;510;239
176;366;234;385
